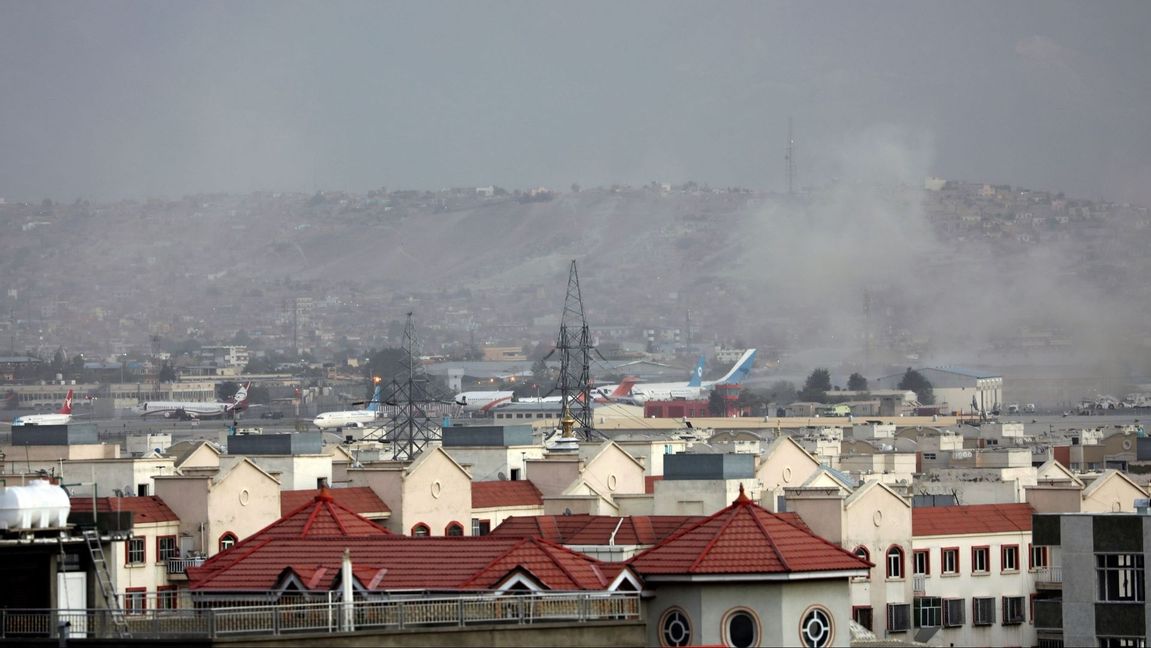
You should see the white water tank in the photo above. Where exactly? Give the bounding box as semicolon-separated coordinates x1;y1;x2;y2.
0;479;71;530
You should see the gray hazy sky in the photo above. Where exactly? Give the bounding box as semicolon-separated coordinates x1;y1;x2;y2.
2;1;1149;203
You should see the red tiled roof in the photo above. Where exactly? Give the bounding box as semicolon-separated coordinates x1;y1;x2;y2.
628;486;870;576
471;480;544;510
69;496;180;524
188;536;629;592
912;503;1034;537
490;514;704;546
281;487;390;516
188;488;390;586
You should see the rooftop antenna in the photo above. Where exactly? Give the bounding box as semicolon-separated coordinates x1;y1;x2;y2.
374;312;440;461
785;117;796;196
553;260;597;440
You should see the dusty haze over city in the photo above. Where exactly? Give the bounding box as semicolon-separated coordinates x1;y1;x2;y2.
2;1;1151;403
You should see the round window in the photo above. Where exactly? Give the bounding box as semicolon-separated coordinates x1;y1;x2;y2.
726;610;758;648
799;607;833;648
661;608;691;647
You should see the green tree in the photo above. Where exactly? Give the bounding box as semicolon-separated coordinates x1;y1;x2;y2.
799;368;832;402
898;368;935;405
847;373;869;392
158;361;178;382
708;390;727;416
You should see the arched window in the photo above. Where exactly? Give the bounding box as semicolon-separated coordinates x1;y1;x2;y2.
722;608;759;648
411;523;431;537
799;605;834;648
445;522;464;536
218;532;238;553
660;607;692;647
886;545;905;579
853;546;871;579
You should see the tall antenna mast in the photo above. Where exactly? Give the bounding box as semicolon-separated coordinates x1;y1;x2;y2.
377;312;440;461
785;117;796;196
556;260;595;440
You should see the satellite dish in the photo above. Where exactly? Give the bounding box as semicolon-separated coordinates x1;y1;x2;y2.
497;472;507;481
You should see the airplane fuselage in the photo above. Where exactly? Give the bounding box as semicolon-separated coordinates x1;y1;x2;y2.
11;413;72;427
313;410;380;429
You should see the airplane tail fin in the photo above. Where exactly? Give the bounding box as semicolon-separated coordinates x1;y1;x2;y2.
610;376;638;398
715;349;757;385
366;384;384;412
60;389;74;415
687;355;706;387
228;382;251;411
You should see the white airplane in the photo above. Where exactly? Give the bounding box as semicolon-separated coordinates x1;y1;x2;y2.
313;383;386;430
11;390;74;427
520;377;640;405
454;390;515;413
627;349;757;404
135;382;250;419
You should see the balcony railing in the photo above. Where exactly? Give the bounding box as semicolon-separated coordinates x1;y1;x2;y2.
166;557;206;575
0;592;642;640
1035;565;1063;584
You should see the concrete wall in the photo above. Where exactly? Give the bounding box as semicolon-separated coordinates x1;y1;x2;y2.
62;457;176;496
644;580;852;648
1058;515;1096;648
653;478;759;516
757;439;820;512
240;454;332;491
581;443;645;497
443;445;543;482
1026;485;1083;513
206;461;281;556
398;449;472;536
215;620;646;647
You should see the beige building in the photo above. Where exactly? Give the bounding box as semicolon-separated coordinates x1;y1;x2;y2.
153;457;281;557
756;436;822;511
347;447;473;536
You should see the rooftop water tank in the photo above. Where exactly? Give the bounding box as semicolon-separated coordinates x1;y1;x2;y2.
0;479;71;530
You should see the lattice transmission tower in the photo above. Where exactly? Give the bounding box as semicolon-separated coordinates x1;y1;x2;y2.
377;312;441;461
555;260;597;440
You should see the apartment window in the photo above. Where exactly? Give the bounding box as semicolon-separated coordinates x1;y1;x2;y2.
972;546;990;574
923;452;937;461
125;588;147;614
913;597;941;628
1001;545;1019;572
1002;596;1025;625
218;532;238;553
157;535;179;562
411;523;431;537
1030;544;1049;570
472;519;491;537
887;603;911;633
943;599;965;627
913;549;930;576
157;586;178;610
1097;554;1146;602
126;537;146;565
445;522;464;537
886;546;905;580
942;547;959;574
851;606;873;632
973;597;996;626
